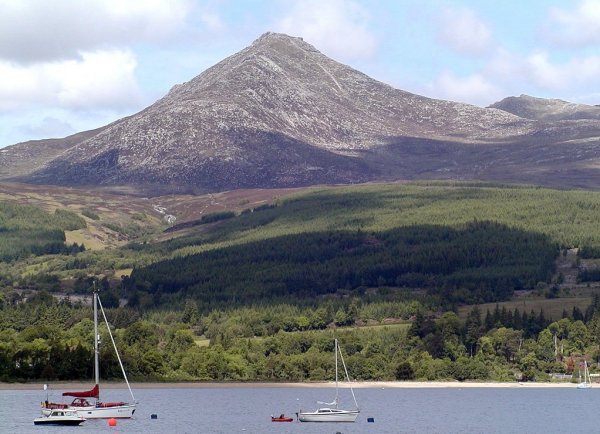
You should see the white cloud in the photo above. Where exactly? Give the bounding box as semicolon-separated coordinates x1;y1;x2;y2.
545;0;600;47
0;108;127;147
437;7;492;56
429;71;501;106
199;11;226;33
428;46;600;105
0;50;143;111
571;92;600;105
0;0;191;63
274;0;377;61
482;48;523;84
525;51;600;91
18;116;76;139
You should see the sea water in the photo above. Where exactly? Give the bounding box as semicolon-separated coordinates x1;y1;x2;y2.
1;385;598;433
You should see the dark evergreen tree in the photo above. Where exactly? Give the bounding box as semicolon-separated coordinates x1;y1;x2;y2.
409;311;436;339
493;304;501;327
512;308;522;330
484;309;494;331
395;361;415;380
465;306;482;356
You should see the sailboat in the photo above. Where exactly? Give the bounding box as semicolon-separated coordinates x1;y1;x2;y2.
42;289;137;418
297;339;360;422
577;360;592;389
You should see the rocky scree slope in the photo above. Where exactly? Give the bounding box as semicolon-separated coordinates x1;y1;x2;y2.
3;32;600;191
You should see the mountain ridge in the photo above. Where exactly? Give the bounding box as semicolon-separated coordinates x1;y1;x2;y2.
489;94;600;122
1;32;600;192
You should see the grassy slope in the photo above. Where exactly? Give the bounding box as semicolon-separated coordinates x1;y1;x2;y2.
6;180;600;261
157;182;600;260
4;181;600;311
122;182;600;314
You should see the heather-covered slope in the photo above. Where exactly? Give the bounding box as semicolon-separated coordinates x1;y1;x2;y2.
2;33;599;191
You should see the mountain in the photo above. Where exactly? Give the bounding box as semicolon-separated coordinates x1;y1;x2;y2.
489;94;600;121
0;126;109;180
2;32;600;192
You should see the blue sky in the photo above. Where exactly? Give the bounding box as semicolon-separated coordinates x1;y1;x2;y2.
1;0;599;149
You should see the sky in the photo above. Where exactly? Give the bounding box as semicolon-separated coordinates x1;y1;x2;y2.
1;0;600;149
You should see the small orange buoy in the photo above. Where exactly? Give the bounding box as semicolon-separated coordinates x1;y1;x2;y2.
108;418;117;427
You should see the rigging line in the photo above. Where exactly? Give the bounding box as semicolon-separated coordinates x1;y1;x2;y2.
337;340;359;410
97;295;137;403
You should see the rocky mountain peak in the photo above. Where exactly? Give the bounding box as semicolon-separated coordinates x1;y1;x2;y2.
2;32;600;192
251;31;315;51
165;32;320;97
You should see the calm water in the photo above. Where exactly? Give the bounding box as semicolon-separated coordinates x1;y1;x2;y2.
1;386;599;433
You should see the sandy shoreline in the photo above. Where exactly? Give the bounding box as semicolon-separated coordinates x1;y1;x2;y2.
0;380;579;391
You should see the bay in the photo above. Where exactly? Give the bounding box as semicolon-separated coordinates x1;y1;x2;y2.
1;385;598;433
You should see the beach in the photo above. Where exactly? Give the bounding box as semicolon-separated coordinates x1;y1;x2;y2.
0;380;579;390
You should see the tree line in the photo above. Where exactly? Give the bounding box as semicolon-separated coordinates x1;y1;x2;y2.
2;293;600;383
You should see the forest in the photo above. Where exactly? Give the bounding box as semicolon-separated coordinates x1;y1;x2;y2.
128;221;557;308
0;203;85;262
0;292;599;383
2;182;600;383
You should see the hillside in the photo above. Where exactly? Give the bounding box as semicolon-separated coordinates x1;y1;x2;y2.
0;126;108;179
3;182;600;385
489;95;600;121
123;182;600;308
0;32;599;191
6;182;600;310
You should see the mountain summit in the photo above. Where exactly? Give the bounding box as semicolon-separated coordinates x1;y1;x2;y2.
489;94;600;122
2;32;600;191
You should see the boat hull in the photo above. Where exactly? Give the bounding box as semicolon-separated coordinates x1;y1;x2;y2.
34;410;86;425
78;403;136;419
34;418;85;426
272;417;294;422
43;403;136;419
298;409;359;422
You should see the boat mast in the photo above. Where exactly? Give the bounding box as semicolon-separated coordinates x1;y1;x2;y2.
586;361;590;385
93;283;100;388
334;339;339;408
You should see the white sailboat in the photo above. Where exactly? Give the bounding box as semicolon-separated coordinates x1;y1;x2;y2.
297;339;360;422
577;360;592;389
42;289;137;418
